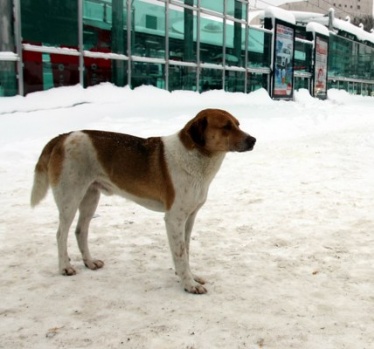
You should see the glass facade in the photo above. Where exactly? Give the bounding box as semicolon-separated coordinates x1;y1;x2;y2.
0;0;373;97
328;34;373;80
328;33;374;95
0;61;17;97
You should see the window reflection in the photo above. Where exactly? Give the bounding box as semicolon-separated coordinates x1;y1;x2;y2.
21;0;78;47
294;41;312;73
200;68;223;91
225;70;245;92
0;62;17;96
200;15;223;65
169;65;197;91
131;61;165;88
225;20;246;67
248;29;271;69
247;73;268;92
133;0;166;59
169;5;197;62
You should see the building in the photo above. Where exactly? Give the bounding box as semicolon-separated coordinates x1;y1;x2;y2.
280;0;373;21
0;0;374;98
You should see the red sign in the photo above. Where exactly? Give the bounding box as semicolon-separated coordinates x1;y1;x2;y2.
50;49;79;88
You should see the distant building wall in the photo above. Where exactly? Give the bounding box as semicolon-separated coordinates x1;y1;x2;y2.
280;0;373;20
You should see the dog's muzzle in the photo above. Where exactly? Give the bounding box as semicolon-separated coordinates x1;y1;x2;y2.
240;135;256;152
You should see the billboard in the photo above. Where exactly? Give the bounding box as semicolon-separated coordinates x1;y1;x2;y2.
272;20;295;99
313;35;328;99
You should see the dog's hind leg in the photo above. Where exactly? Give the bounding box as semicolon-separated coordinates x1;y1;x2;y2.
75;185;104;271
55;197;81;276
53;183;90;276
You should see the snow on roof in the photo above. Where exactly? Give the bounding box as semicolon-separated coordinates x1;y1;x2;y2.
264;6;296;25
306;22;330;37
269;8;374;44
333;18;374;44
292;11;325;22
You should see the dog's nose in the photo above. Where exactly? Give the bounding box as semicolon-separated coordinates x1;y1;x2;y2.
247;135;256;150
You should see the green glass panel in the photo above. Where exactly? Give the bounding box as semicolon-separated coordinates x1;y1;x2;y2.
225;70;245;92
83;0;127;87
225;19;245;67
357;42;373;79
227;0;247;21
200;16;223;64
294;40;312;73
172;0;198;6
83;0;127;53
169;5;197;62
21;0;78;46
294;76;309;90
168;65;197;91
200;68;222;91
200;0;223;13
328;35;352;78
327;79;340;90
133;0;166;59
247;28;271;69
0;61;17;96
131;61;165;88
247;72;268;92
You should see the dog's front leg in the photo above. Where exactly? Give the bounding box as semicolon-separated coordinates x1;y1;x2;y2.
164;211;207;294
185;209;206;286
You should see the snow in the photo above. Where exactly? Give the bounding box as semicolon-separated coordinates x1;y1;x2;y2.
306;22;330;37
264;6;296;25
0;84;374;348
332;18;374;44
22;44;80;57
0;52;18;61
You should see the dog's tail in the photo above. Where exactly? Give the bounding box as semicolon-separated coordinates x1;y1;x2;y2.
30;134;67;207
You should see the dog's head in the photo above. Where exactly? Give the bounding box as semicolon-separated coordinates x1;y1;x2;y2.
179;109;256;156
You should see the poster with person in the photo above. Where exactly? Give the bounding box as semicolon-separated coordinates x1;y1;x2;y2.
314;35;328;99
273;21;295;99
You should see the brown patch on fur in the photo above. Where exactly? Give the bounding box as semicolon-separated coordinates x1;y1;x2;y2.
84;131;175;210
179;109;256;155
34;133;70;186
49;138;68;186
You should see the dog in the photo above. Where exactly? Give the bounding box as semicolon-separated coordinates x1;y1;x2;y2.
31;108;256;294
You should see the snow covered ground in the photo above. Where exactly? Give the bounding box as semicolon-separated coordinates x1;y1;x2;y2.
0;84;373;349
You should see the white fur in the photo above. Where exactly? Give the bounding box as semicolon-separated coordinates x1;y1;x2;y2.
162;134;226;293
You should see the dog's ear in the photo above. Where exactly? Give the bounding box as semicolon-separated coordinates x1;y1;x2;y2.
188;116;207;147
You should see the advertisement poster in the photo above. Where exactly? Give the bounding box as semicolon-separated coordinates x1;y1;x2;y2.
273;22;295;98
314;35;328;99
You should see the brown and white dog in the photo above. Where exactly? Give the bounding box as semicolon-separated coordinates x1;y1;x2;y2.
31;108;256;294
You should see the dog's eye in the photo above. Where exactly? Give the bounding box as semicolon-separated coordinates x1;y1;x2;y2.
223;123;232;130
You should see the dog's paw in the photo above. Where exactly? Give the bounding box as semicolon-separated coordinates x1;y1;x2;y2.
193;275;206;285
84;259;104;270
184;282;207;294
61;266;77;276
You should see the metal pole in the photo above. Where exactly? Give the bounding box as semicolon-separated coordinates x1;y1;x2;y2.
112;0;125;86
0;0;16;96
78;0;84;87
13;0;24;96
196;0;201;91
165;0;169;91
127;0;132;87
222;0;226;90
244;0;249;93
